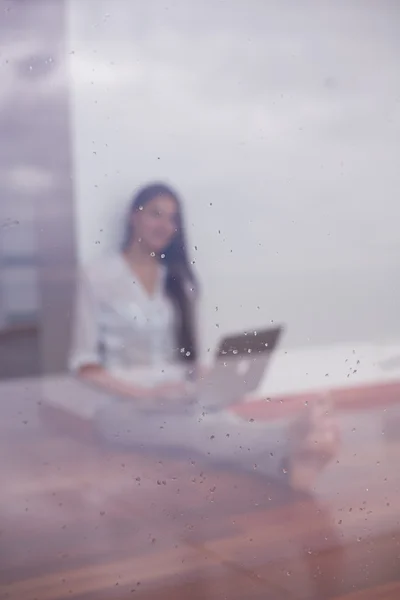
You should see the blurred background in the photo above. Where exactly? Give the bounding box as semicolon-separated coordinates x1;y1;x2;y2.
2;4;400;597
1;0;400;383
0;0;75;378
67;0;400;365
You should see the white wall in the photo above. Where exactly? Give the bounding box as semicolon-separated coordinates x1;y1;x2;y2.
66;0;400;358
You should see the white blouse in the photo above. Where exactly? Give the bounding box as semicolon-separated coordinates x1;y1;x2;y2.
69;254;190;387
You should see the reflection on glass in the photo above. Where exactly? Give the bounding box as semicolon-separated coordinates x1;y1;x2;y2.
1;1;400;599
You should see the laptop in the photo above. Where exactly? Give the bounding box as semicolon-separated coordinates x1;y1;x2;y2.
193;325;284;410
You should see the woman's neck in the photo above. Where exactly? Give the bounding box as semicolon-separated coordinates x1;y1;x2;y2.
124;241;159;268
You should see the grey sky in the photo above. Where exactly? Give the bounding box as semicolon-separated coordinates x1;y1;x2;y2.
2;0;390;350
66;0;400;349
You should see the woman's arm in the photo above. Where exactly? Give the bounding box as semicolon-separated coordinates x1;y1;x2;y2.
77;364;190;406
69;269;190;406
77;364;153;400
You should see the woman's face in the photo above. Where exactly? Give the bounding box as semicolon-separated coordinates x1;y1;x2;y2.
132;194;179;253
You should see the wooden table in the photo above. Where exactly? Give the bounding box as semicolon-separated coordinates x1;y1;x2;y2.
1;377;400;599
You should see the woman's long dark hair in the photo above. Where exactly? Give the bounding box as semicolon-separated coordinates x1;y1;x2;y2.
122;183;198;364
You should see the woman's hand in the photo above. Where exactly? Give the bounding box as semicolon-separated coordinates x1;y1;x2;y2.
287;399;340;492
78;365;194;409
136;381;195;410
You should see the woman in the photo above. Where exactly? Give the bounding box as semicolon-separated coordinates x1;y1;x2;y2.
70;182;339;492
